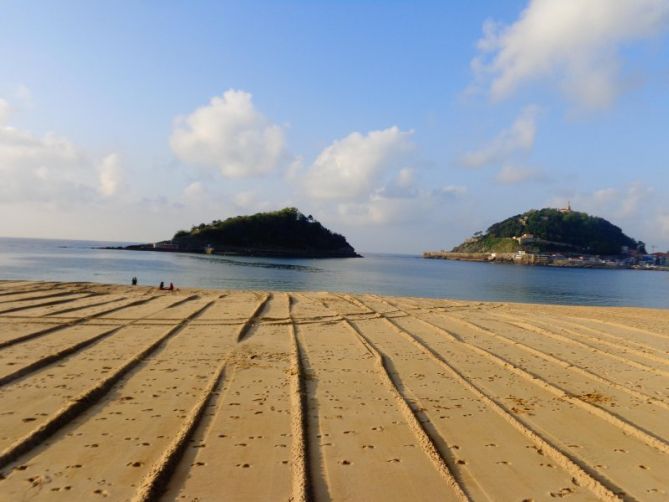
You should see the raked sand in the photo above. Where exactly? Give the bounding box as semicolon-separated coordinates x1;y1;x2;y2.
0;280;667;501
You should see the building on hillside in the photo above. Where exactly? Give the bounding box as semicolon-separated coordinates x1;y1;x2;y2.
153;241;178;250
651;252;669;266
559;202;572;214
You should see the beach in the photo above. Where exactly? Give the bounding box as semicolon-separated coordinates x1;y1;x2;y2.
0;280;667;501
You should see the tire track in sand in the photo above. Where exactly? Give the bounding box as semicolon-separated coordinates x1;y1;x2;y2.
0;289;91;305
0;296;229;500
0;296;204;388
378;297;669;499
0;300;215;470
288;294;311;502
0;326;122;387
159;294;295;501
379;301;669;457
236;293;272;342
497;316;669;379
0;292;95;316
337;294;614;501
294;293;462;502
436;312;669;420
564;315;669;343
0;294;162;349
499;312;669;370
342;294;623;501
544;317;669;358
448;313;669;455
440;313;669;450
312;294;469;501
341;319;471;501
131;361;228;502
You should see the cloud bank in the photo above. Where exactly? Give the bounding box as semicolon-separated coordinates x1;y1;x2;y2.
303;126;414;201
461;105;539;168
472;0;669;108
170;90;286;178
0;96;122;205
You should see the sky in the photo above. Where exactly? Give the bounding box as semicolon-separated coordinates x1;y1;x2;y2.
1;0;668;253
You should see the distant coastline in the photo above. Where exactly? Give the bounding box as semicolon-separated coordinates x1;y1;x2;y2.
428;206;669;271
423;250;669;271
106;242;362;259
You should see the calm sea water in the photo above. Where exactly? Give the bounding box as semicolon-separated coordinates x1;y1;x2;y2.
0;237;667;308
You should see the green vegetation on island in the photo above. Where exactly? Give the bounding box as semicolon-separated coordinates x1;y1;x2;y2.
127;207;360;258
452;207;645;256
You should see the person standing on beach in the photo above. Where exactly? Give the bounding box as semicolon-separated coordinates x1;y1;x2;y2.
159;281;164;290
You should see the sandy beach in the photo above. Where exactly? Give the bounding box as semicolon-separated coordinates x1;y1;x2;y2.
0;280;667;501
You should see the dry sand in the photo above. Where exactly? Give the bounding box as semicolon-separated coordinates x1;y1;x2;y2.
0;280;667;501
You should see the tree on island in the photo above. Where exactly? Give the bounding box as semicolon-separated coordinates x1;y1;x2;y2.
169;207;360;257
453;208;644;256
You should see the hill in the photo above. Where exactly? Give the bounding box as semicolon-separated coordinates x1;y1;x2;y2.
452;208;645;256
130;207;360;258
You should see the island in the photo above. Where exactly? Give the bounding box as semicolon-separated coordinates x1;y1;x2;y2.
424;206;668;270
117;207;361;258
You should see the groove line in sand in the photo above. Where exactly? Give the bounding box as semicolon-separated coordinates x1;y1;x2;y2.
499;312;669;368
0;294;163;349
0;300;215;470
288;294;312;502
438;312;669;412
0;295;204;388
497;316;669;378
339;294;622;501
314;296;470;501
400;305;669;456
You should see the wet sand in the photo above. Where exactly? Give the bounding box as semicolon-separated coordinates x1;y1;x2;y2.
0;280;667;501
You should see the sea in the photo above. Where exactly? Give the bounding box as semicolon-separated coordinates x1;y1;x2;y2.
0;237;667;309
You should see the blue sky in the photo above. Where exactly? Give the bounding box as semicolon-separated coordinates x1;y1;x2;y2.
1;1;668;253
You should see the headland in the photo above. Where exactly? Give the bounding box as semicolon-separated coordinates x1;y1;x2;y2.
111;207;361;258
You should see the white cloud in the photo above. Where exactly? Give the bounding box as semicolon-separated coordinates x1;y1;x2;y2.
285;156;303;180
592;187;619;205
332;182;467;227
0;99;120;205
0;126;89;203
657;213;669;241
620;182;654;217
0;99;10;124
304;126;414;201
98;154;123;197
550;181;654;219
183;181;206;201
170;90;286;178
460;106;539;168
396;167;414;189
233;190;258;209
15;84;32;104
496;164;547;184
436;185;467;198
472;0;669;108
336;196;425;226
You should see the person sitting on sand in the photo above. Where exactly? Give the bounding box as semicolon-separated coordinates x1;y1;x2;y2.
168;282;174;291
159;281;164;290
131;277;137;286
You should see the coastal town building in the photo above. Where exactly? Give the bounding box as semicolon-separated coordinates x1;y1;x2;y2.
559;202;572;214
